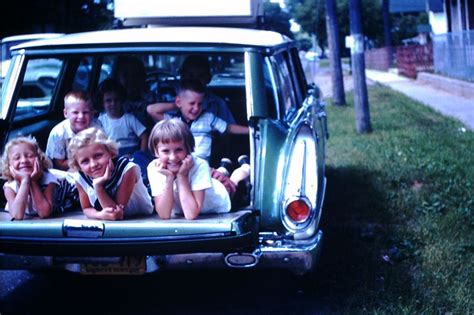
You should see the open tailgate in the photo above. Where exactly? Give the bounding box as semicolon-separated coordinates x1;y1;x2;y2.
0;210;258;256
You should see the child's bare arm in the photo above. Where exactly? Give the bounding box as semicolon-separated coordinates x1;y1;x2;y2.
28;159;53;218
146;102;176;122
4;183;29;220
153;178;174;219
175;156;204;220
29;182;54;218
5;166;32;220
77;184;123;220
93;160;118;209
151;161;175;219
227;124;249;135
115;168;136;207
176;185;204;220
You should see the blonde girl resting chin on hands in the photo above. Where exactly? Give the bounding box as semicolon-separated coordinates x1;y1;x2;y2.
67;127;153;220
1;136;57;220
147;118;231;220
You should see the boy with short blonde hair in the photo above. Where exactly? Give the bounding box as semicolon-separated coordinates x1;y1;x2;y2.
46;90;102;170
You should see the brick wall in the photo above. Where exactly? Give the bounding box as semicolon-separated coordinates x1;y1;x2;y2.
396;44;433;79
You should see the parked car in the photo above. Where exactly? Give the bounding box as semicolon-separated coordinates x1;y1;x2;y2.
0;25;328;275
1;33;65;82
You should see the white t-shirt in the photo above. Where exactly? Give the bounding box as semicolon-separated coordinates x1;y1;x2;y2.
4;171;58;216
72;157;153;217
45;119;103;160
147;155;231;217
98;113;146;156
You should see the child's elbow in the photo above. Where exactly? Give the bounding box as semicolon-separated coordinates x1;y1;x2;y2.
157;210;171;220
37;209;52;219
184;211;199;220
12;213;24;221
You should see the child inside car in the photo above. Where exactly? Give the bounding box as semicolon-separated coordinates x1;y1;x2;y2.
67;127;153;220
97;78;149;158
45;90;102;171
147;118;232;220
1;136;57;220
146;79;248;162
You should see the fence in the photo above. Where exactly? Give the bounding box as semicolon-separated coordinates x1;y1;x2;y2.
396;44;433;79
365;47;392;71
432;30;474;82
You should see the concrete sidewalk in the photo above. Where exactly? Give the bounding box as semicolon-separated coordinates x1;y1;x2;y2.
365;69;474;131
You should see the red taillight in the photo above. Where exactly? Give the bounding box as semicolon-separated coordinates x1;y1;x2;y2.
285;199;310;222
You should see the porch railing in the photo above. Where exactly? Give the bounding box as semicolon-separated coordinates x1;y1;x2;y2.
433;30;474;82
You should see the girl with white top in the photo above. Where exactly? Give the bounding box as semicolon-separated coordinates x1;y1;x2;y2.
1;136;57;220
147;118;231;220
67;127;153;220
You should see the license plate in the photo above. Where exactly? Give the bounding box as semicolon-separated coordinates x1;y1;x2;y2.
80;256;146;275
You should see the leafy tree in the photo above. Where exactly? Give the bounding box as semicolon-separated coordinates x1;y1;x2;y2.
262;1;294;38
287;0;327;54
287;0;383;56
391;13;429;46
74;0;115;31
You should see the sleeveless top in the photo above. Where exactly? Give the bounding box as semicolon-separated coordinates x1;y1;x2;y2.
73;156;153;217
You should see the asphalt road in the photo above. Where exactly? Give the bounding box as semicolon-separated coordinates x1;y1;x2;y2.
0;268;331;315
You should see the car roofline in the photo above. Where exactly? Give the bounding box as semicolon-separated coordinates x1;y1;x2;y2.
1;33;65;43
11;27;292;52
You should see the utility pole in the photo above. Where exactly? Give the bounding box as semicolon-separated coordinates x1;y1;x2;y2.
325;0;346;106
349;0;372;133
382;0;393;66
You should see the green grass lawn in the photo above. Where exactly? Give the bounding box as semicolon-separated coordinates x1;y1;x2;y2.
316;85;473;313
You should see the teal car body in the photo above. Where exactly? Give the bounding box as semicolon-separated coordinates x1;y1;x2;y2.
0;27;327;275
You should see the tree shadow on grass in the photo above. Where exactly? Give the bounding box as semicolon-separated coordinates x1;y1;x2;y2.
311;165;398;309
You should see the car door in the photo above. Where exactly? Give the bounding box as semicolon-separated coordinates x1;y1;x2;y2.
249;48;327;236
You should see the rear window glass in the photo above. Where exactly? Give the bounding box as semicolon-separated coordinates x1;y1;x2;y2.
14;58;62;122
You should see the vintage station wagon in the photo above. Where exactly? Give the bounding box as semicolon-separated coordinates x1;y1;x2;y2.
0;23;328;275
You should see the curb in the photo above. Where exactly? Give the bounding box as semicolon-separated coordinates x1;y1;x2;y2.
416;72;474;99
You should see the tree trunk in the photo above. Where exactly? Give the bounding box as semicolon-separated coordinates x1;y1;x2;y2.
349;0;372;133
325;0;346;106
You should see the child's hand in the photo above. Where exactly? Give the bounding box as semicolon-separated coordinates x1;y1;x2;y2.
10;166;29;182
30;158;43;182
93;159;113;188
100;204;124;220
177;155;193;177
156;160;174;179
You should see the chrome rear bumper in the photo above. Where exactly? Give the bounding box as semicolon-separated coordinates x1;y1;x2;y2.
0;230;323;275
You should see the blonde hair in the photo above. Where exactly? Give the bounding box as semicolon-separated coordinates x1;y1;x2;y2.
0;136;51;181
64;90;93;110
148;118;195;156
67;127;118;170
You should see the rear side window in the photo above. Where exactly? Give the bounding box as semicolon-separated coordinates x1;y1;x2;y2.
14;58;62;122
288;47;307;104
270;53;298;121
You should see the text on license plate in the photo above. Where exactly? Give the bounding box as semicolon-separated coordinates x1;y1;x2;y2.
80;256;146;275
